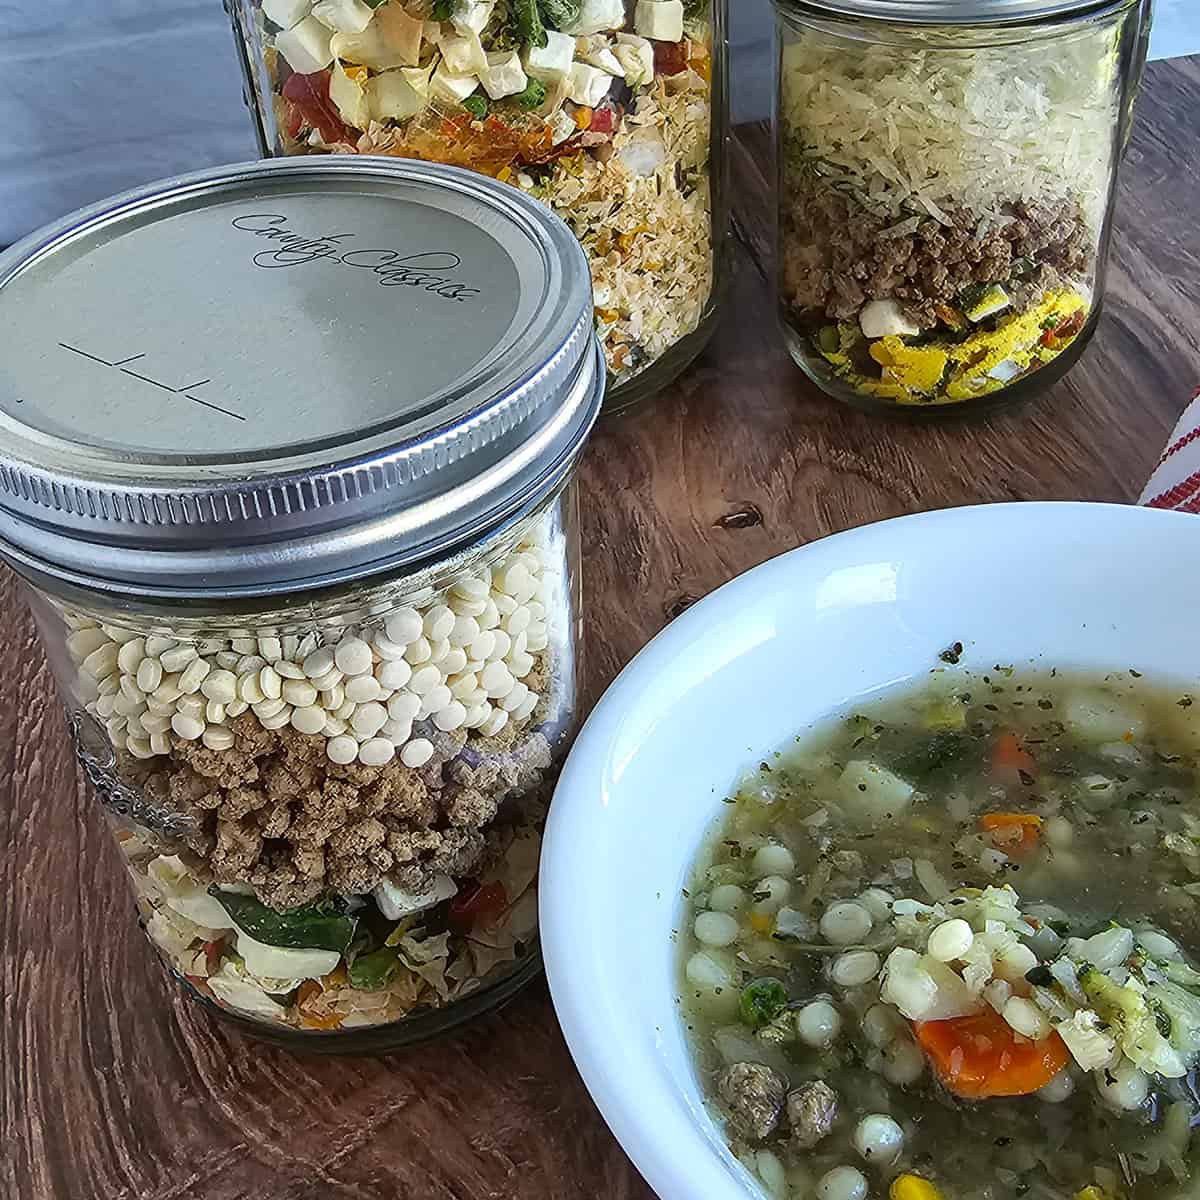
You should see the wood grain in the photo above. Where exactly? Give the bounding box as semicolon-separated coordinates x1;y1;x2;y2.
3;56;1199;1200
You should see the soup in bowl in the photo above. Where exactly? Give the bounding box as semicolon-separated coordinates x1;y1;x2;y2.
541;502;1200;1200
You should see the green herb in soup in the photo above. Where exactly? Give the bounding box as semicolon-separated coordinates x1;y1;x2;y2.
679;669;1200;1200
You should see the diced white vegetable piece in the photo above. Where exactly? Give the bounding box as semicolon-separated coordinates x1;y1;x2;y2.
1030;983;1075;1023
1095;1059;1150;1111
634;0;684;42
880;947;980;1021
430;61;480;103
480;50;528;100
439;30;487;74
275;15;335;73
367;68;427;119
979;884;1022;912
147;853;193;894
684;950;738;1015
564;0;626;34
1137;930;1183;960
373;874;456;921
1003;996;1053;1040
331;6;422;69
1055;1009;1117;1070
774;906;817;942
712;1025;792;1074
376;2;426;62
523;29;576;82
263;0;312;30
236;931;342;981
859;298;920;339
329;59;370;128
566;61;613;107
614;32;655;86
993;940;1038;984
207;966;289;1019
549;108;577;144
983;979;1012;1012
755;1150;788;1200
451;0;495;35
1048;956;1086;1003
1062;688;1147;743
838;760;915;821
165;890;234;931
1066;925;1134;972
987;358;1024;382
578;43;625;76
312;0;373;33
403;62;435;98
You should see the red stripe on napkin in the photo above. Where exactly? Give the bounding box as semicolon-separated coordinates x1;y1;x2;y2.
1141;386;1200;510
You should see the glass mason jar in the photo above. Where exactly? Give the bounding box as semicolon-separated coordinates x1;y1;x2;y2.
226;0;731;415
772;0;1149;416
0;158;603;1050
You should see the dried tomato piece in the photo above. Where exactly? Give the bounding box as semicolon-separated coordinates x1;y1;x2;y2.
448;880;508;930
281;70;354;144
653;39;689;76
589;105;617;135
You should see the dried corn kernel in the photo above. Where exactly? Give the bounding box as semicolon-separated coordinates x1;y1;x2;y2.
749;911;773;935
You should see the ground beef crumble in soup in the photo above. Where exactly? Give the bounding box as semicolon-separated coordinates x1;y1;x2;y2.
680;667;1200;1200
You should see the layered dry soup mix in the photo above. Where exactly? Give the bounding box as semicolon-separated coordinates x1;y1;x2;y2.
60;511;570;1031
681;667;1200;1200
251;0;715;386
777;29;1119;407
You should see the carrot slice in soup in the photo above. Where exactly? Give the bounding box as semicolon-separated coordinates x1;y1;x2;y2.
914;1009;1069;1098
980;811;1043;854
991;732;1036;774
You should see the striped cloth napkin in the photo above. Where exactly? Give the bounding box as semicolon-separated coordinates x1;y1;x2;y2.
1140;387;1200;510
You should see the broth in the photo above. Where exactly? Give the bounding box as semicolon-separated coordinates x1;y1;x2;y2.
679;666;1200;1200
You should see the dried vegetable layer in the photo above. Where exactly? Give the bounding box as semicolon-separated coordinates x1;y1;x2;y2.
256;0;716;386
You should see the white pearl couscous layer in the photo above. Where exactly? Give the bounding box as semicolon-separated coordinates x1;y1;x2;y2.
66;535;556;769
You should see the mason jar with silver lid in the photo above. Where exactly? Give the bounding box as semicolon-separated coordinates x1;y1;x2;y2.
0;157;602;1048
773;0;1150;416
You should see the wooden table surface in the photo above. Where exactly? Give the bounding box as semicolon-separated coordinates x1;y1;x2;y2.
3;55;1199;1200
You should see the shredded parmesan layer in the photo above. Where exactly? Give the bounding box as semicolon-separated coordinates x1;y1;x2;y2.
780;28;1121;234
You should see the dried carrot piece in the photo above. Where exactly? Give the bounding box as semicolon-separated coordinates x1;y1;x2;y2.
980;811;1043;854
914;1009;1069;1098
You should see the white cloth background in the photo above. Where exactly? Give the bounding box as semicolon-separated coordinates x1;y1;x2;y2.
0;0;1195;247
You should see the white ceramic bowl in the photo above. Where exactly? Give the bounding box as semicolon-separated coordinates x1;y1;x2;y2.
540;501;1200;1200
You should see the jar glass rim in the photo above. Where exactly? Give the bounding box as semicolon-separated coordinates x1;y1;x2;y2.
773;0;1138;26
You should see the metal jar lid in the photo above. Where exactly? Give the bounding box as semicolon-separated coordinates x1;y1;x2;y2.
776;0;1131;24
0;158;602;599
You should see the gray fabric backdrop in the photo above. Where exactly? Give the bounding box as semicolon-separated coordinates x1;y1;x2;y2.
0;0;1194;246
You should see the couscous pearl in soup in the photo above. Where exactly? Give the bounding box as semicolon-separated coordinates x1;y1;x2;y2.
816;1165;868;1200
